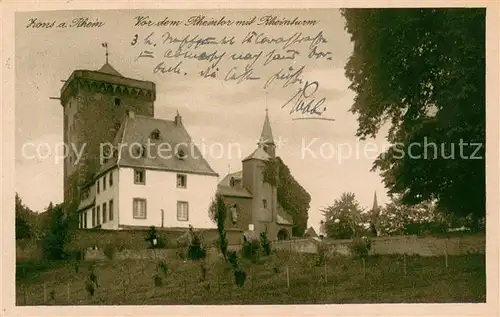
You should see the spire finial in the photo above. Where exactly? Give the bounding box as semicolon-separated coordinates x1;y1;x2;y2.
265;91;269;113
102;42;109;64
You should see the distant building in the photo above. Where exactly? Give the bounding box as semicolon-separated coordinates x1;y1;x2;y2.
61;61;218;230
217;110;293;241
304;226;319;238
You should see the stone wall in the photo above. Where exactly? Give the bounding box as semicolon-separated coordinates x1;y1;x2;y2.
271;233;485;257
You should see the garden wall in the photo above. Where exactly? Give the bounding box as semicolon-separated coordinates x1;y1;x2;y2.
271;233;485;257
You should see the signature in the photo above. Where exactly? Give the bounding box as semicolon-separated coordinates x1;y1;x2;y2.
282;81;328;117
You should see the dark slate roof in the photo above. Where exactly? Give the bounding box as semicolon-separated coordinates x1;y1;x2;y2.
78;185;96;211
97;62;122;77
217;171;252;198
277;206;293;225
217;185;252;198
218;170;242;187
304;227;319;237
242;146;270;162
97;112;218;177
259;110;274;144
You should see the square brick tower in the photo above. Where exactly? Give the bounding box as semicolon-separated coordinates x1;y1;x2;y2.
60;62;156;203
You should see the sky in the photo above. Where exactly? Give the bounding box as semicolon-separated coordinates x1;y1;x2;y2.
15;9;391;231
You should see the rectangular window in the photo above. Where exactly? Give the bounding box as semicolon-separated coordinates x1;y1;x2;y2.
134;169;145;185
109;199;114;221
79;213;83;228
96;206;101;225
262;199;268;208
84;211;87;228
103;176;107;191
109;171;113;187
177;201;189;221
92;207;96;227
97;179;100;194
176;174;187;188
102;202;107;223
133;198;147;219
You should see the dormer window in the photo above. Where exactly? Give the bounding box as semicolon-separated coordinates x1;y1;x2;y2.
175;148;186;160
132;145;147;158
151;129;160;140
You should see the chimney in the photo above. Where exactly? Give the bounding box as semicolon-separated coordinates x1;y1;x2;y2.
174;110;182;126
128;111;135;119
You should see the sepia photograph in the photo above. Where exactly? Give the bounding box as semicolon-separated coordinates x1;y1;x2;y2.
2;1;498;314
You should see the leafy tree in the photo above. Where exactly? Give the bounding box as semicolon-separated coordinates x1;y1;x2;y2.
15;193;34;240
321;192;365;239
341;9;485;221
41;198;79;260
377;197;446;236
264;157;311;236
208;193;229;259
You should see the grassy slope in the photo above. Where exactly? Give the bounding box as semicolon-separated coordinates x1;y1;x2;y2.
16;252;485;305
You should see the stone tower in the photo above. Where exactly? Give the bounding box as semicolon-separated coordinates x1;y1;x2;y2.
60;61;156;203
241;110;278;234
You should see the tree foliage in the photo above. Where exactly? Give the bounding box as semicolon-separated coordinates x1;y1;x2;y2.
41;198;79;260
321;192;366;239
341;9;485;219
15;193;35;240
208;193;229;259
264;157;311;236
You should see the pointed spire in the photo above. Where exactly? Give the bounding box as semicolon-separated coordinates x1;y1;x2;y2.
372;191;379;212
259;108;274;146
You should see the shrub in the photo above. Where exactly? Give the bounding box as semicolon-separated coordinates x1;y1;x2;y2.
260;232;271;256
349;237;372;258
187;226;206;261
242;236;261;262
158;261;168;276
227;250;239;270
209;194;228;259
234;268;247;288
145;226;167;249
154;275;163;287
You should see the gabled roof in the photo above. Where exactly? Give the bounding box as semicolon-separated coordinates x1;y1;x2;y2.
78;185;96;212
304;227;319;237
242;146;270;162
217;185;253;198
97;112;218;177
277;205;293;225
218;170;243;187
97;62;122;77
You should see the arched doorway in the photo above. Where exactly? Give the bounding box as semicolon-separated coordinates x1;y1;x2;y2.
277;228;290;241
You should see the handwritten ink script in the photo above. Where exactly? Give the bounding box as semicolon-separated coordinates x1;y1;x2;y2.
130;20;334;120
25;17;105;29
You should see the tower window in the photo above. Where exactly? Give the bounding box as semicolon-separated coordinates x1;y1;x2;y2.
262;199;268;208
114;98;121;106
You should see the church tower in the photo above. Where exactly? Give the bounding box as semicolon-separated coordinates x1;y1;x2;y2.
61;50;156;203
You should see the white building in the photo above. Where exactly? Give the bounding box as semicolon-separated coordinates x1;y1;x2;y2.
77;111;219;230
